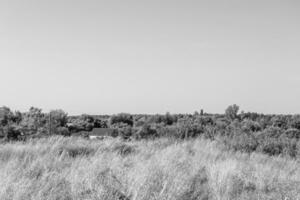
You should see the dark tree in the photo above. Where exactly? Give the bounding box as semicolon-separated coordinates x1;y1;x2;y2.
225;104;240;120
110;113;133;127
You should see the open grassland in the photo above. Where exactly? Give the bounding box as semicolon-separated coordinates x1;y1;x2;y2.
0;137;300;200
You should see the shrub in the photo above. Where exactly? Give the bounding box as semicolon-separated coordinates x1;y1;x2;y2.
117;126;134;139
110;113;133;127
222;132;258;153
202;126;217;139
0;107;14;126
147;113;177;125
289;115;300;130
134;124;158;139
56;127;70;136
257;126;283;139
284;128;300;139
225;104;240;120
135;118;146;127
194;116;215;126
58;144;95;158
94;118;108;128
176;118;204;139
241;119;261;132
2;126;22;141
156;125;178;138
112;143;135;156
271;116;288;129
257;138;284;156
255;136;298;157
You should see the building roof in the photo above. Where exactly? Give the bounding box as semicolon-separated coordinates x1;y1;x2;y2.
88;128;117;136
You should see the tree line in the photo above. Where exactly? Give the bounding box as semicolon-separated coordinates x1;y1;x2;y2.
1;105;300;157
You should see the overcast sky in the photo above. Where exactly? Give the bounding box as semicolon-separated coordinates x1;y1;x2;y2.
0;0;299;115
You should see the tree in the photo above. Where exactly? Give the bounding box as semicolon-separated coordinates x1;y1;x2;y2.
289;115;300;130
49;109;68;134
81;114;94;123
176;117;204;139
164;112;177;125
271;115;288;129
134;123;158;139
50;109;68;127
0;106;13;126
94;118;108;128
225;104;240;120
241;119;261;132
3;126;22;141
110;113;133;127
147;113;177;125
21;107;45;132
12;111;22;124
56;127;70;136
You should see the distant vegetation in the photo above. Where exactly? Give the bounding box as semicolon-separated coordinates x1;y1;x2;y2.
1;106;300;200
1;105;300;157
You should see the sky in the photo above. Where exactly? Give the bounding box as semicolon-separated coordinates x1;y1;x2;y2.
0;0;300;115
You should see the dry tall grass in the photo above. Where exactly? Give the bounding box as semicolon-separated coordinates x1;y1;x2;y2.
0;136;299;200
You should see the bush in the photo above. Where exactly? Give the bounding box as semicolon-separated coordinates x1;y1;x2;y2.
289;115;300;130
257;126;283;139
135;118;146;127
59;145;95;158
225;104;239;120
284;128;300;139
176;118;204;139
257;138;283;156
56;127;71;136
3;126;22;141
147;113;177;125
222;132;258;153
254;136;298;157
241;119;261;132
67;117;94;132
117;126;134;140
271;116;288;129
134;124;158;139
94;118;108;128
112;143;135;156
156;125;178;138
110;113;133;127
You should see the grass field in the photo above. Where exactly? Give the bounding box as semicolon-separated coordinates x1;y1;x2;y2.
0;136;300;200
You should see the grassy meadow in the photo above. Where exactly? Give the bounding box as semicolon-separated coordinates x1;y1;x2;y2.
0;136;300;200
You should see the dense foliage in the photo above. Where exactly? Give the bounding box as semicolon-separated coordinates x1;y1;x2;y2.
1;105;300;157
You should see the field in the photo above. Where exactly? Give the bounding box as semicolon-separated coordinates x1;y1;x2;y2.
1;136;300;200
